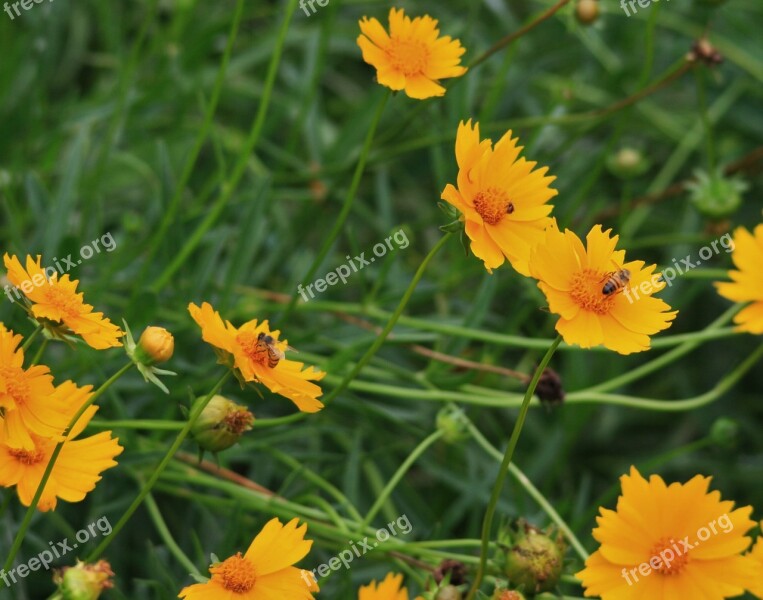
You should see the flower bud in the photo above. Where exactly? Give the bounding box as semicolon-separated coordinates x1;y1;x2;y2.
137;326;175;365
492;589;526;600
710;417;739;449
434;559;467;586
687;168;747;220
191;395;254;453
606;147;650;179
436;406;469;444
575;0;599;25
501;520;565;594
436;585;463;600
534;368;565;406
52;560;114;600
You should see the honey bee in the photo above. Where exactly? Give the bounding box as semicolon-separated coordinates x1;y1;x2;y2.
255;332;286;368
601;268;631;296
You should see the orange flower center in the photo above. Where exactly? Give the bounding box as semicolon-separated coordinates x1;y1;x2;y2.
223;408;255;435
649;538;690;575
387;37;430;76
473;187;513;226
8;446;46;465
569;268;616;315
235;331;269;367
211;553;257;593
42;285;81;320
0;366;30;409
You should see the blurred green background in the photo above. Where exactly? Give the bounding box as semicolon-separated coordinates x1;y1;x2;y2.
1;0;762;597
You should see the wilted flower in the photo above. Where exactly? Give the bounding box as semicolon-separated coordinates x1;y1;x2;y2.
52;560;115;600
191;395;254;453
500;520;565;594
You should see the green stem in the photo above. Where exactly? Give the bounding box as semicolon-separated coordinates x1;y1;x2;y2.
282;90;390;320
86;371;231;560
21;324;43;351
89;419;185;431
695;66;716;171
466;335;563;600
3;362;134;571
322;233;452;404
144;492;200;576
361;430;445;529
465;418;589;561
30;338;49;366
150;0;298;292
136;0;246;288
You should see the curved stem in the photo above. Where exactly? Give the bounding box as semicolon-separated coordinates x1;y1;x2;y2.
361;429;445;530
20;324;43;351
3;362;134;571
86;371;231;560
282;90;390;319
322;233;452;404
145;492;200;576
151;0;299;292
466;335;563;600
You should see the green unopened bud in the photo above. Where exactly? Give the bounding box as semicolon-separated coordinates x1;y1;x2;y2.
52;560;114;600
575;0;599;25
501;520;565;594
606;147;650;179
136;326;175;365
191;395;254;453
435;584;463;600
436;406;468;444
492;589;526;600
710;417;739;449
687;168;747;220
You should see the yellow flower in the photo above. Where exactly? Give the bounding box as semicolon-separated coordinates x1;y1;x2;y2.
714;224;763;334
441;120;557;275
529;223;677;354
179;518;318;600
137;326;175;364
3;254;123;349
188;302;325;413
359;573;424;600
0;323;70;449
576;467;756;600
0;381;123;511
357;8;467;99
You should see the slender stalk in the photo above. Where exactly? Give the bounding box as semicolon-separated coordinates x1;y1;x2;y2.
695;67;717;171
144;492;201;576
86;371;231;560
322;233;452;404
3;362;134;571
466;336;563;600
150;0;299;292
30;338;49;366
89;419;185;431
21;324;43;351
282;90;390;319
361;430;445;529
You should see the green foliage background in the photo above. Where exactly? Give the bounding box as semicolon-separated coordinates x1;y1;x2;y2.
0;0;761;597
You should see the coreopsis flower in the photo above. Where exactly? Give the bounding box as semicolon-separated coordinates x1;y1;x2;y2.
529;223;677;354
52;560;115;600
0;323;70;449
359;573;424;600
441;120;557;275
715;224;763;334
0;381;123;511
357;8;467;99
179;518;318;599
576;467;756;600
3;254;123;349
748;528;763;598
188;302;325;413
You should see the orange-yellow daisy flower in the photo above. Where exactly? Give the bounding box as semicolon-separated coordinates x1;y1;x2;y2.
714;224;763;334
3;254;123;349
179;518;318;600
441;120;557;275
529;223;677;354
0;381;123;511
357;8;467;99
576;467;756;600
0;323;71;450
359;573;424;600
188;302;325;413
